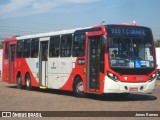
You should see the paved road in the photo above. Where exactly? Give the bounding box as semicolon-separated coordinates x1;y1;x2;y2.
0;78;160;120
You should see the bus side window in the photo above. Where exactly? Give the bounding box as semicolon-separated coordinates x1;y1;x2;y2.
72;34;86;57
23;39;31;58
49;36;60;57
31;38;39;58
60;34;72;57
5;42;9;59
16;40;23;58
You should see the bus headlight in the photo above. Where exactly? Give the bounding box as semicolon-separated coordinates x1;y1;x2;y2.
148;73;156;82
107;71;119;82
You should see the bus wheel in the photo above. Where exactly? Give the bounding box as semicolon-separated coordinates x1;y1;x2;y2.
25;74;32;90
73;77;85;98
17;74;23;89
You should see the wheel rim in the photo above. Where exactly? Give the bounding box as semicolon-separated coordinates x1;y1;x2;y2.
76;82;84;93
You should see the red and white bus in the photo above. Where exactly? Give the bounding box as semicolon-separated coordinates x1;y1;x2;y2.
2;24;157;97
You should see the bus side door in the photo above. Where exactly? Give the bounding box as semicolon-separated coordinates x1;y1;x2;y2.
87;33;105;93
9;43;16;83
39;37;49;87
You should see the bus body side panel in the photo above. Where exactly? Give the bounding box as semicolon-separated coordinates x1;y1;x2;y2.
2;41;9;83
47;57;59;89
15;58;39;87
59;57;87;91
25;58;39;87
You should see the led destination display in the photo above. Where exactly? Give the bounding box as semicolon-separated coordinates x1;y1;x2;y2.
106;25;151;37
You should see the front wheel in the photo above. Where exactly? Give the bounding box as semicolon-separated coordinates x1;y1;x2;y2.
73;77;85;98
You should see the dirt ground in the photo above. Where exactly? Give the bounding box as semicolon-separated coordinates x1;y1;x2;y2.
0;78;160;120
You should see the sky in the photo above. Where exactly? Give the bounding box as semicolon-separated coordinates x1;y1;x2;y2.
0;0;160;41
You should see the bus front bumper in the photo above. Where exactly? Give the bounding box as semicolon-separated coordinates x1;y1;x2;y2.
103;76;156;94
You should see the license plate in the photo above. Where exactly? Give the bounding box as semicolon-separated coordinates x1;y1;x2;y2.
129;87;138;92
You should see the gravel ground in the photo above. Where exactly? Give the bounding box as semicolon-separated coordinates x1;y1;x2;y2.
0;78;160;120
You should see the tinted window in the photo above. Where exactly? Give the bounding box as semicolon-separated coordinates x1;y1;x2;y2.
16;40;23;58
108;37;155;68
11;45;15;61
31;38;39;58
23;39;30;58
5;42;9;59
49;36;60;57
73;34;86;57
41;41;48;61
60;34;72;57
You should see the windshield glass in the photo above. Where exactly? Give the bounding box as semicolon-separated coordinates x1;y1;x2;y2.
108;37;155;68
106;25;155;69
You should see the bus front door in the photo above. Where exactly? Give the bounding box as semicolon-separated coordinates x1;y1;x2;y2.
39;40;48;87
9;44;16;83
87;35;104;93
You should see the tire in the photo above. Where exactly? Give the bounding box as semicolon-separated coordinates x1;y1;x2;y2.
73;77;85;98
25;74;32;90
17;74;23;89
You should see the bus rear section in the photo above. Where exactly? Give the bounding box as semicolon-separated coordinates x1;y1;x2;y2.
103;25;157;94
2;38;17;84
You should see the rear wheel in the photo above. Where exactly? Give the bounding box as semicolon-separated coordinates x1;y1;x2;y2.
17;74;23;89
25;74;32;90
73;77;85;97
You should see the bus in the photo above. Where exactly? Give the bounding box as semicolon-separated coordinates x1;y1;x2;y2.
2;24;157;97
156;48;160;79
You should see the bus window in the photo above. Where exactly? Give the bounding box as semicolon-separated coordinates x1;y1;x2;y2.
16;40;23;58
73;34;86;57
31;38;39;58
11;45;15;61
60;34;72;57
5;42;9;59
23;39;31;58
49;36;60;57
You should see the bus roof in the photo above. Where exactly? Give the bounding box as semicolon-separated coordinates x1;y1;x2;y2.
6;24;151;40
16;26;91;40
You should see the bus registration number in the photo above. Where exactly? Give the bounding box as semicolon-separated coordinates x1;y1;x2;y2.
129;87;138;92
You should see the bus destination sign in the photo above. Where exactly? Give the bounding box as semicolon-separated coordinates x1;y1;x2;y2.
110;28;146;36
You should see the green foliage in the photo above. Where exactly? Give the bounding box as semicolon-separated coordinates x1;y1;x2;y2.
156;40;160;47
0;41;3;49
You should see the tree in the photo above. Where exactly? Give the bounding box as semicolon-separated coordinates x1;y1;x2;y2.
155;40;160;47
0;41;3;49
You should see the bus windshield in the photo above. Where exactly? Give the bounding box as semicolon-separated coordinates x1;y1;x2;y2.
106;25;155;69
108;37;155;68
